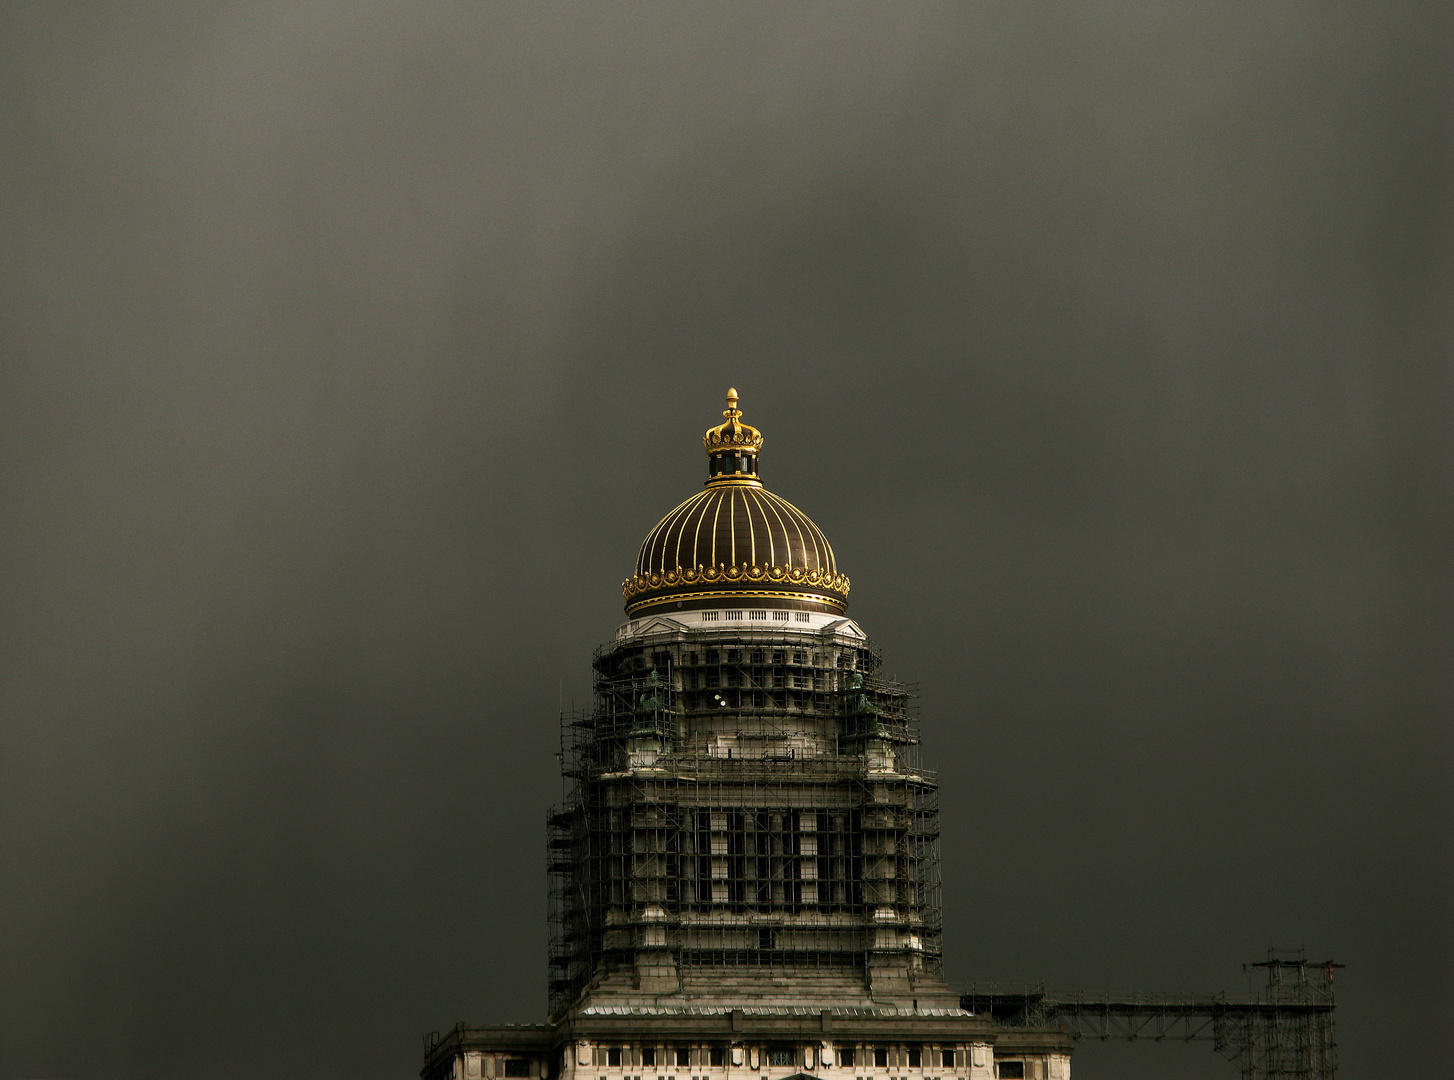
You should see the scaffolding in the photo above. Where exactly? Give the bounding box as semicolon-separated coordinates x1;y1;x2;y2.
547;625;943;1014
961;950;1341;1080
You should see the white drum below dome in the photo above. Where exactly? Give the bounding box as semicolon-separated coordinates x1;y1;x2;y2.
616;607;865;642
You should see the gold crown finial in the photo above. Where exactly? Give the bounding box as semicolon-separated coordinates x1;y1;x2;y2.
703;387;765;462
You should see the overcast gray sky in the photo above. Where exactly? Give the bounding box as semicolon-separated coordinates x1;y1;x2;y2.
1;4;1449;1079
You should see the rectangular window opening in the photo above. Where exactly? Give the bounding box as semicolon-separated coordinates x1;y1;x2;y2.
505;1061;532;1078
996;1064;1024;1080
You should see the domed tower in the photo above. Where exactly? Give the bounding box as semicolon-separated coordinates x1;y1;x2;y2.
422;392;1074;1080
548;390;952;1014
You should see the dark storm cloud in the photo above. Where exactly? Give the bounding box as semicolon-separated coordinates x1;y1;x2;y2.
1;4;1448;1079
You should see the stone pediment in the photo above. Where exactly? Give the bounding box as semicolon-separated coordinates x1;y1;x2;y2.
626;614;692;636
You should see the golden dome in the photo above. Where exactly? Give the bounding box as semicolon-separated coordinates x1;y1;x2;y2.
622;391;849;616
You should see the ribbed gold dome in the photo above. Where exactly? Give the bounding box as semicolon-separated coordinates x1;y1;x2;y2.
622;391;849;616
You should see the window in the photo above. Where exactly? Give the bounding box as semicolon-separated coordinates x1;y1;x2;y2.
792;650;806;664
772;610;789;620
940;1051;954;1069
687;652;698;665
874;1049;888;1069
767;1048;794;1068
725;610;742;619
837;1047;855;1068
772;650;784;664
643;1049;656;1067
794;612;810;622
758;928;776;949
706;650;719;664
505;1061;532;1077
750;649;764;664
997;1064;1024;1079
749;610;767;620
706;670;720;688
702;611;719;621
908;1048;921;1069
609;1050;623;1068
710;1048;725;1067
676;1049;690;1067
727;649;741;663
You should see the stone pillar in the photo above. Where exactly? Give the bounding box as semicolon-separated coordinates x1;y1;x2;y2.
633;904;678;992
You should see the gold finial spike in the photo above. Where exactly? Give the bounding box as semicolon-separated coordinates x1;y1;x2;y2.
724;388;740;419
